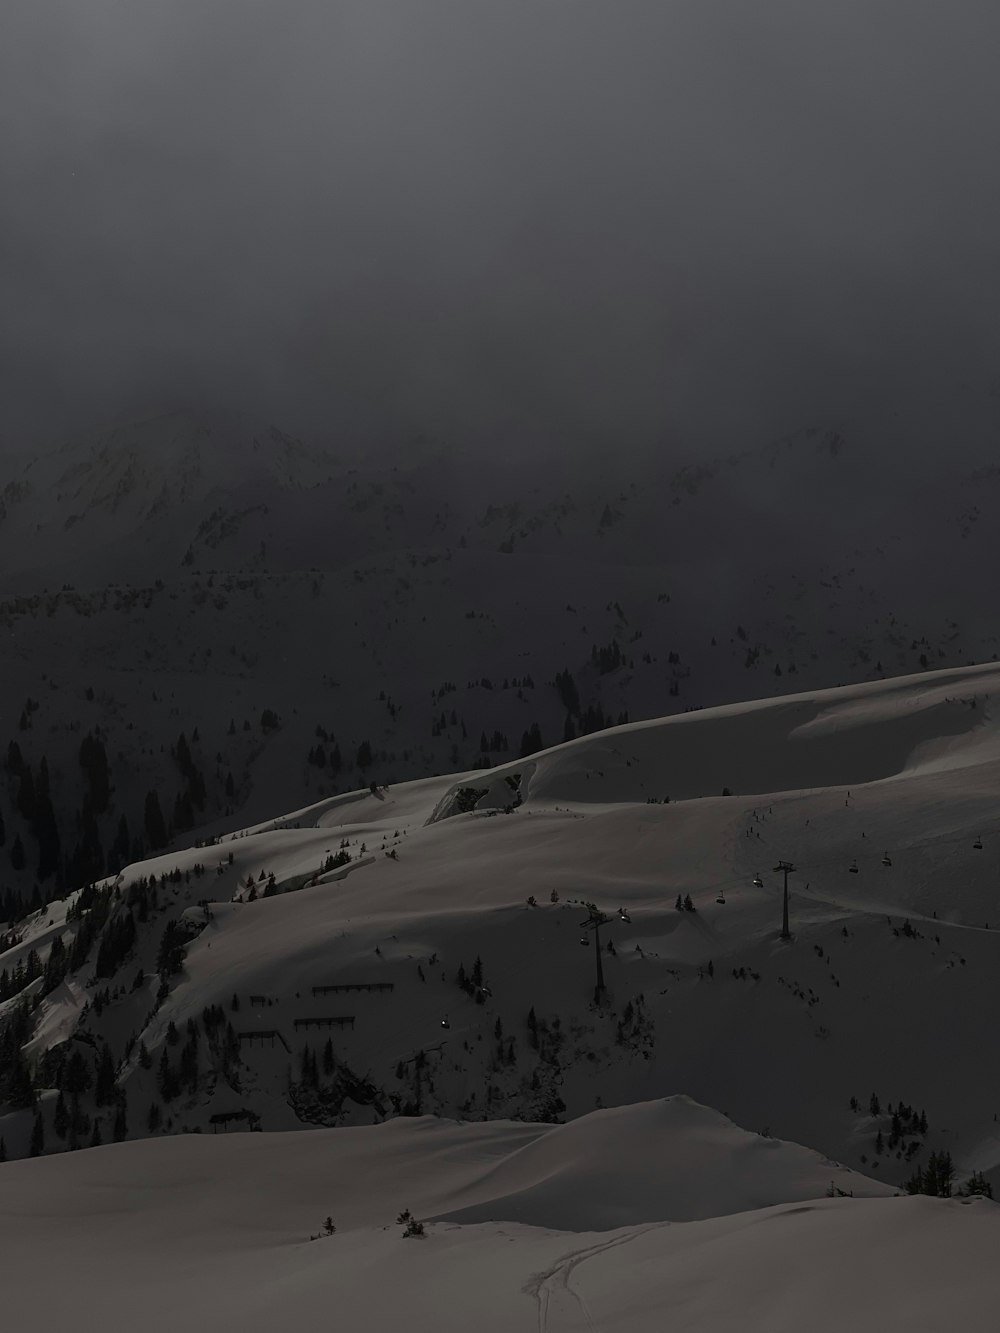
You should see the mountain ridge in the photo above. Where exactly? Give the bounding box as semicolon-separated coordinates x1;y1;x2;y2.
2;659;1000;1201
1;411;998;916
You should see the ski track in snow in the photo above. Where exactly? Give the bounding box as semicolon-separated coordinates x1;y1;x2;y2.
529;1227;657;1333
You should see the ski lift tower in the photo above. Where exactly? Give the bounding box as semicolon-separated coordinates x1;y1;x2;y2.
579;903;613;1003
773;861;796;941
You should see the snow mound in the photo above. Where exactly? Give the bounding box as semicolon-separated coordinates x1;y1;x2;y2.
0;1124;993;1333
432;1095;891;1229
0;1099;885;1243
429;664;1000;817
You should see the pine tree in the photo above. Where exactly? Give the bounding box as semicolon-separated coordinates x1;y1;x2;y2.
158;1050;179;1102
157;921;187;978
6;1052;37;1109
519;723;544;758
5;740;24;777
79;733;111;814
54;1091;69;1139
95;1044;117;1105
43;935;67;993
62;1048;92;1098
144;790;168;851
962;1171;992;1199
179;1033;199;1094
906;1150;955;1197
110;814;130;872
17;767;37;821
29;1112;44;1157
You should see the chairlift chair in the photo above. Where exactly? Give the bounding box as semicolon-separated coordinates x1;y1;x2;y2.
579;936;589;946
716;891;727;905
619;908;631;922
849;859;859;874
440;1017;450;1029
753;874;764;888
882;852;892;868
974;836;984;850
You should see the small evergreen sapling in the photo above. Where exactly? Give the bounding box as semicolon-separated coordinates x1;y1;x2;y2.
397;1209;425;1238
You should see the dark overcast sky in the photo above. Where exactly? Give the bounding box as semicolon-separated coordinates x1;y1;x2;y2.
3;1;1000;456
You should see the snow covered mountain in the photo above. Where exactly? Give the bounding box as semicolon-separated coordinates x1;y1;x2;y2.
3;409;1000;916
5;660;1000;1326
0;409;340;589
3;661;1000;1183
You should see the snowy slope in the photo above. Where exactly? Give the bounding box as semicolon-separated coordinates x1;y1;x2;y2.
3;411;1000;908
0;1096;892;1234
3;661;1000;1329
0;1121;993;1333
3;660;1000;1203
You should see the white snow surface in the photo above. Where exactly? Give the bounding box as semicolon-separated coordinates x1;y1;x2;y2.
6;1097;993;1333
5;663;1000;1324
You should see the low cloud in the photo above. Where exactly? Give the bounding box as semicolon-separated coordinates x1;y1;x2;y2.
3;1;1000;458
